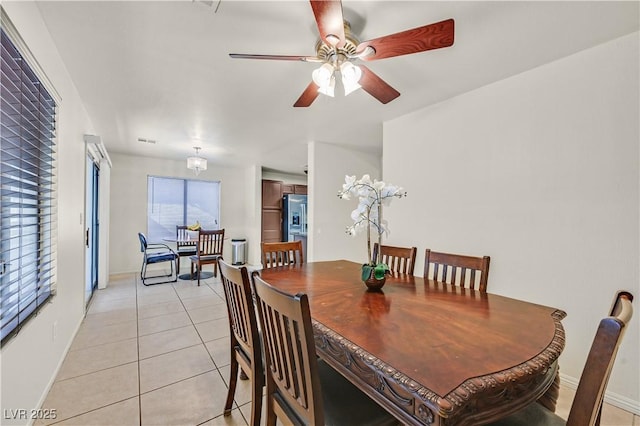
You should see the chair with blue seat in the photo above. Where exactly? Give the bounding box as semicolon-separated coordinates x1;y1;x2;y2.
138;232;179;286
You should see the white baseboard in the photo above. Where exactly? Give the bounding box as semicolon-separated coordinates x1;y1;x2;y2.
32;315;84;425
560;373;640;415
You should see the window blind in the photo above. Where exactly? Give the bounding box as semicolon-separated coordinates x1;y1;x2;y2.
1;27;57;343
147;176;220;242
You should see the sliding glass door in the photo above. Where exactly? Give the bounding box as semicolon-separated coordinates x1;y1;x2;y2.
84;155;99;306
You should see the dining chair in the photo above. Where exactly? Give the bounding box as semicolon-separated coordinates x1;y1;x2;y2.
424;249;491;292
260;241;304;268
137;232;178;286
373;243;417;275
175;225;197;272
251;272;399;426
189;229;224;286
218;260;263;426
488;291;634;426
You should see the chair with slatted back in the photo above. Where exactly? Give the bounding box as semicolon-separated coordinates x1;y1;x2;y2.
373;243;417;275
488;291;633;426
424;249;491;292
218;260;263;426
251;272;399;426
189;229;224;286
260;241;304;269
176;225;197;272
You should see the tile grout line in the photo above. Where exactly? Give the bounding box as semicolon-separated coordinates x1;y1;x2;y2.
204;277;251;425
179;274;249;425
135;273;143;426
174;276;225;425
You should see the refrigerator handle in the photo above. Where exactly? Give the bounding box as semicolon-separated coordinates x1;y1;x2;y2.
301;204;306;233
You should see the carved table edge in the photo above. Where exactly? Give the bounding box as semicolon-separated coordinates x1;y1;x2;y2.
312;309;566;425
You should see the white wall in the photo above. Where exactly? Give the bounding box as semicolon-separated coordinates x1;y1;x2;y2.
308;141;381;263
384;33;639;411
261;169;308;185
109;153;258;274
1;3;94;423
245;164;262;266
97;158;111;289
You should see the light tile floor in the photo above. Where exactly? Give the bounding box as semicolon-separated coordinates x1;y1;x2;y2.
37;271;638;425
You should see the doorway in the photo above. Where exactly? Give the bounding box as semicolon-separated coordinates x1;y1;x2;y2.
85;154;99;306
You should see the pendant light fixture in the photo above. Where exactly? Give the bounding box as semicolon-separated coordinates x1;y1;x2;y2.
187;146;207;175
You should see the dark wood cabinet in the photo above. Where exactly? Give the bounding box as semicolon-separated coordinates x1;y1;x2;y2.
282;184;295;195
262;180;283;243
262;180;282;209
262;210;282;243
261;179;307;243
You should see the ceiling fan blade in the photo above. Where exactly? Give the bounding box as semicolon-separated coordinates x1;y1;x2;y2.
358;65;400;104
294;82;320;107
310;0;346;48
229;53;322;62
356;18;454;61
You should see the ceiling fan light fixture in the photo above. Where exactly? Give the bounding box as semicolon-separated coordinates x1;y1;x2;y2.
318;74;335;97
340;62;362;96
312;63;336;97
187;146;207;175
312;63;334;86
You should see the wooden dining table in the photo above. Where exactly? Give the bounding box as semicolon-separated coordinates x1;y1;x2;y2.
258;260;566;426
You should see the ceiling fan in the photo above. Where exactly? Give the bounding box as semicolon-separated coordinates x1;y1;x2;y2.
229;0;454;107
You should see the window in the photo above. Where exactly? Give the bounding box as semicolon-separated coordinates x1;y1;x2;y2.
147;176;220;242
1;26;58;343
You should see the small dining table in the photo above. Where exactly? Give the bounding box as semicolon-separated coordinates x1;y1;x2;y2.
162;236;213;280
258;260;566;426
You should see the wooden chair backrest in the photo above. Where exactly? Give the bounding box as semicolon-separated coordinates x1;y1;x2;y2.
197;229;224;257
261;241;304;268
251;272;324;425
424;249;491;292
567;291;634;426
176;225;197;250
218;260;262;375
373;243;417;275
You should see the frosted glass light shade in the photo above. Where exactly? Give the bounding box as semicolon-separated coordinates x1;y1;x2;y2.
341;62;362;96
318;75;335;97
312;63;335;97
187;156;207;175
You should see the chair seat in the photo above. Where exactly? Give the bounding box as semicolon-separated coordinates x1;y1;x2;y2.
487;401;565;426
145;252;178;264
318;360;399;426
190;254;221;262
138;232;178;286
177;247;197;254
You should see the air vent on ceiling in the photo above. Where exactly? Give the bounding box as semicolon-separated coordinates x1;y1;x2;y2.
137;137;156;144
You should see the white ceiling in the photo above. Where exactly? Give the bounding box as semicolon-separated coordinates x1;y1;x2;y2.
35;1;639;175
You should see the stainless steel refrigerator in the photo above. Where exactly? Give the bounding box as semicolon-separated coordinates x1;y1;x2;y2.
282;194;307;258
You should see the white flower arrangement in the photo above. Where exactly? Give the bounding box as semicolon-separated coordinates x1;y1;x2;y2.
338;174;406;278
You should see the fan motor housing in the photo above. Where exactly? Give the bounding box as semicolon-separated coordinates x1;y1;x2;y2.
315;21;360;63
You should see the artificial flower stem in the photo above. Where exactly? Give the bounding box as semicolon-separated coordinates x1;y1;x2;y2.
367;205;372;265
377;202;382;265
